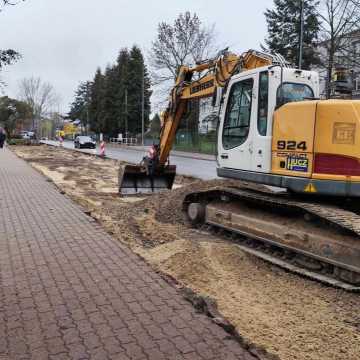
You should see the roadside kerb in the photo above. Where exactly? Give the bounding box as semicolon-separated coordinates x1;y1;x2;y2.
42;140;216;162
107;143;216;162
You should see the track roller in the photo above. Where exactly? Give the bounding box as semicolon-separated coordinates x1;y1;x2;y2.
187;202;206;225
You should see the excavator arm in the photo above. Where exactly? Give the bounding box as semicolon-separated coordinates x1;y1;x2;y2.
119;49;277;194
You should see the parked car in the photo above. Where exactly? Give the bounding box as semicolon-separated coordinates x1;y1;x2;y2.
74;136;96;149
22;131;35;140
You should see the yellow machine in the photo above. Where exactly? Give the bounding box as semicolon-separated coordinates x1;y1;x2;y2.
56;130;65;138
119;49;360;290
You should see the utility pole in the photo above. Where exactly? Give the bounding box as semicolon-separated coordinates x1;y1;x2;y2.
299;0;304;69
86;106;89;135
141;62;145;146
86;82;90;135
125;89;128;138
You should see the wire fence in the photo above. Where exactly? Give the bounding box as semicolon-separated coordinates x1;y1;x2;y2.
145;129;217;155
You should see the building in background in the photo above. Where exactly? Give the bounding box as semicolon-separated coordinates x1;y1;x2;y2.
316;30;360;98
198;97;219;134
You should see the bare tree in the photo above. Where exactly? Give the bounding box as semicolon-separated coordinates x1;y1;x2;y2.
150;11;218;109
317;0;360;97
1;0;24;10
18;77;61;135
150;12;217;83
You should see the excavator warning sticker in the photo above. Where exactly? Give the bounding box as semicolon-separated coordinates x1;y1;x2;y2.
286;154;308;172
304;183;317;193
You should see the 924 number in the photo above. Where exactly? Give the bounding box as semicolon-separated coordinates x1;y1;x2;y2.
277;140;307;151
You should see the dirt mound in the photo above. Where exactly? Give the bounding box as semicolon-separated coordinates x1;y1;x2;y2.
140;178;267;225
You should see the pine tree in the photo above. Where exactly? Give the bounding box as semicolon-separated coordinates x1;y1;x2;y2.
69;81;91;129
264;0;320;69
115;48;131;136
126;45;152;136
89;68;105;133
70;46;152;138
96;49;131;138
102;64;120;136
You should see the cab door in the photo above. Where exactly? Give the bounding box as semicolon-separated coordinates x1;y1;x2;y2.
252;70;272;173
218;74;257;171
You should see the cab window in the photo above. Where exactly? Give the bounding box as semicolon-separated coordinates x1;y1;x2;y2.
222;78;253;150
277;83;314;106
258;72;269;136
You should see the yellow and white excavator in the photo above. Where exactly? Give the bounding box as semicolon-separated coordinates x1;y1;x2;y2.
119;49;360;290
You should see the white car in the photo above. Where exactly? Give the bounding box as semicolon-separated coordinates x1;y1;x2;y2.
22;131;35;139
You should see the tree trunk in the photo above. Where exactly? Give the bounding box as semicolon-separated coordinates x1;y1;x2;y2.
326;41;335;99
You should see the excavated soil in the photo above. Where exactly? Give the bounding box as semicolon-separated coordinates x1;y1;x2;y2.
12;145;360;360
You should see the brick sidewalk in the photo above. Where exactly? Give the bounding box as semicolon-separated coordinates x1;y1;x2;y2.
0;149;255;360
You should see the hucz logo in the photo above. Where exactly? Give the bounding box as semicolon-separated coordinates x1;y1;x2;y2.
286;154;309;172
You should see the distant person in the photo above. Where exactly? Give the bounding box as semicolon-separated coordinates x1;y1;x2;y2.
142;144;159;176
0;128;6;149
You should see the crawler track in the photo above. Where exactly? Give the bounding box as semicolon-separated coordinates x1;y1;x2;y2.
183;186;360;292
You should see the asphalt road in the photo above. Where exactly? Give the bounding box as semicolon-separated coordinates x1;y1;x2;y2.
43;140;218;180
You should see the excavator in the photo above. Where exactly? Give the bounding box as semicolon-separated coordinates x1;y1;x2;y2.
119;49;360;291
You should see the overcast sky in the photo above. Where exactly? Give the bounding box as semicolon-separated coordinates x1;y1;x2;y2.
0;0;274;112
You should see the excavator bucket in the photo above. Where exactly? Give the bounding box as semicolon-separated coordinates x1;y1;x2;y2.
118;164;176;195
